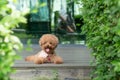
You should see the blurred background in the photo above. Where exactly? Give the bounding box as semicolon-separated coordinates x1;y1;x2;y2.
12;0;85;45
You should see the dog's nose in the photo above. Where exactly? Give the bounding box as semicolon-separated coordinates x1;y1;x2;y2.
46;43;51;47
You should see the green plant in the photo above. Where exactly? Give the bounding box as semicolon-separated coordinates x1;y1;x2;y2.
13;32;35;39
0;0;26;80
74;15;84;33
52;69;59;80
81;0;120;80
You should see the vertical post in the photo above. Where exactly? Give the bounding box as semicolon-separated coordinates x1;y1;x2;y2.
48;0;51;32
72;0;74;17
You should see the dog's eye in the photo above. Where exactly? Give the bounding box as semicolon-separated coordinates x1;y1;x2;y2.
50;42;52;44
43;42;47;44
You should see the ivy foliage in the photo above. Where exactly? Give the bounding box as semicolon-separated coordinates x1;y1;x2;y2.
0;0;26;80
81;0;120;80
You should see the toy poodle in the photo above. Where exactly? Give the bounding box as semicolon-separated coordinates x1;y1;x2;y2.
25;34;63;64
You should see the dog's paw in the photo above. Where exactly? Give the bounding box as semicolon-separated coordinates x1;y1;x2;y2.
25;56;35;62
34;57;44;64
53;56;63;64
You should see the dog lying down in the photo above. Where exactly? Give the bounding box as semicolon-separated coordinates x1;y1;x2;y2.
25;34;63;64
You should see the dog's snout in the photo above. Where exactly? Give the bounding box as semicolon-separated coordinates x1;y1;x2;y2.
46;42;51;47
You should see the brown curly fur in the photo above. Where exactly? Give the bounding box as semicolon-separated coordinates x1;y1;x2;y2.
25;34;63;64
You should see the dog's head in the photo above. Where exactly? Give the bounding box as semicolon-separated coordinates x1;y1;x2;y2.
39;34;59;54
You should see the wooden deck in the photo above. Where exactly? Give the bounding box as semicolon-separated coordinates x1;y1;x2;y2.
13;44;93;68
11;44;93;80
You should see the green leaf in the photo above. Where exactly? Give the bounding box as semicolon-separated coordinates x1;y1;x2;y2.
25;39;32;51
40;3;47;7
112;61;120;72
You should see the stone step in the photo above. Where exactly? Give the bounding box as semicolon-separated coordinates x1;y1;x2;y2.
11;66;93;80
11;44;93;80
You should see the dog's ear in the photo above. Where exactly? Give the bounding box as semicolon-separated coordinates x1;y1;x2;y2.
54;36;59;48
39;34;46;46
55;45;58;48
39;41;41;46
54;36;59;44
39;38;42;46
